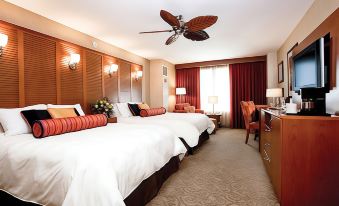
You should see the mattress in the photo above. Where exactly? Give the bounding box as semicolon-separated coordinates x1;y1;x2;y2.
0;123;186;206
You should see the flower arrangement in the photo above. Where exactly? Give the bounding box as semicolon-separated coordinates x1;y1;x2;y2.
91;97;114;117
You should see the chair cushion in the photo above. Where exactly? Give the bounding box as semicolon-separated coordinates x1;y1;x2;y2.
175;103;190;110
249;121;259;130
184;106;195;113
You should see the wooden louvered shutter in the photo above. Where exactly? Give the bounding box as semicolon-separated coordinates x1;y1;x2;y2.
58;43;83;106
119;62;131;102
24;33;57;105
0;26;19;108
131;64;142;102
85;51;103;113
103;56;118;103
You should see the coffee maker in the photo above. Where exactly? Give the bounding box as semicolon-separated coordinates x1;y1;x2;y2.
299;87;326;116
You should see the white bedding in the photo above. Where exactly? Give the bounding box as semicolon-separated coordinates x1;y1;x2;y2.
0;123;186;206
118;116;200;147
158;113;215;134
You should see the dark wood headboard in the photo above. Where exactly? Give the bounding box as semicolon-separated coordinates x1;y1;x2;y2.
0;20;142;113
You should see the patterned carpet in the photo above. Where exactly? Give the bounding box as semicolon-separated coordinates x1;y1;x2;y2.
148;129;280;206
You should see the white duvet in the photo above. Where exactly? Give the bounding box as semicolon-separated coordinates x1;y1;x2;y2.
118;116;200;147
156;113;215;134
0;123;186;206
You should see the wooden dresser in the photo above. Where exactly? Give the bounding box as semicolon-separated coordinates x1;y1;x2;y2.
260;109;339;206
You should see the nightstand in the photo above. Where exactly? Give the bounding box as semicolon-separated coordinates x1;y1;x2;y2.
206;113;222;128
107;117;117;123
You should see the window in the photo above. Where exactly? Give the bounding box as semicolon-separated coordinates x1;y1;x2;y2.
200;65;230;126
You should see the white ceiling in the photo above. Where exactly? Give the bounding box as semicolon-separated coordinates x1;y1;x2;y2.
6;0;314;64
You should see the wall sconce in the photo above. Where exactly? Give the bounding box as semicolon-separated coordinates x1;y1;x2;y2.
0;33;8;56
69;53;80;70
135;70;143;81
106;64;118;77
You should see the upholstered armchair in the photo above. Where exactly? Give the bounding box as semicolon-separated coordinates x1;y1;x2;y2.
240;101;259;144
173;103;204;114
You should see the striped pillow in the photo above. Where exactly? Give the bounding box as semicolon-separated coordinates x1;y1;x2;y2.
32;114;108;138
140;107;166;117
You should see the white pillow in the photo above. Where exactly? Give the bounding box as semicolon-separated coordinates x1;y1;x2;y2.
0;104;47;136
116;103;133;117
47;104;85;116
112;104;121;117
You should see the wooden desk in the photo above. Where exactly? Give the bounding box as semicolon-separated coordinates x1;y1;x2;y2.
260;109;339;205
256;105;269;152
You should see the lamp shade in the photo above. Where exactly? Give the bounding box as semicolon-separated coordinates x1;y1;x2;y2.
266;88;283;97
176;87;186;95
136;70;143;78
110;64;118;73
208;96;218;104
0;33;8;47
69;53;80;64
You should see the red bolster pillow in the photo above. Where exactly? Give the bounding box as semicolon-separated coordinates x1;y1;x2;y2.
140;107;166;117
32;114;108;138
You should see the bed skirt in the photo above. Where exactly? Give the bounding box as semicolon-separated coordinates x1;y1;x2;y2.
0;155;180;206
180;129;210;155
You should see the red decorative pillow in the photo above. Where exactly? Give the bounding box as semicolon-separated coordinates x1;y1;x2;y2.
140;107;166;117
32;114;108;138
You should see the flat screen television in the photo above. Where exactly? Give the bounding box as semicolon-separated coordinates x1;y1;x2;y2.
292;33;330;92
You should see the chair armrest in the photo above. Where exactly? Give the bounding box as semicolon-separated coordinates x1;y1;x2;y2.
195;109;204;114
173;110;186;113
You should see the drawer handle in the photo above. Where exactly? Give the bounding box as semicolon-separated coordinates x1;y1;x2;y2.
263;143;271;162
264;118;273;132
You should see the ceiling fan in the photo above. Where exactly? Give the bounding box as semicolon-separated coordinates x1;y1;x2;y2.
139;10;218;45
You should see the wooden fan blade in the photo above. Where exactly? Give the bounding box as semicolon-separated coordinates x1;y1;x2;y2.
160;10;180;28
139;30;173;34
184;30;209;41
186;16;218;32
165;34;179;45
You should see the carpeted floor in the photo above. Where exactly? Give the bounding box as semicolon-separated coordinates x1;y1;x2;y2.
148;129;280;206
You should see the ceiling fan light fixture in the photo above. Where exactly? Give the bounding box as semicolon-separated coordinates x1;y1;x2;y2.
140;10;218;45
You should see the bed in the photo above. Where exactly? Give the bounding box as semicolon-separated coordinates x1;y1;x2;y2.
0;123;187;206
118;112;215;154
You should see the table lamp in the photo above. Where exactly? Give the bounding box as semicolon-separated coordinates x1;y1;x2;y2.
208;96;218;114
176;87;186;103
266;88;283;108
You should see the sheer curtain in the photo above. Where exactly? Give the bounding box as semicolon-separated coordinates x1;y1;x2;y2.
200;65;231;127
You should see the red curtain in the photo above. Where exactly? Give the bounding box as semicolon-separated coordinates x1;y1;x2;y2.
229;61;267;128
176;67;201;108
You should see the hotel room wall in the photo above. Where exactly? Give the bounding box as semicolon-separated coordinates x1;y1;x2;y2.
149;59;176;112
277;0;339;114
0;20;143;113
0;0;150;104
266;52;278;89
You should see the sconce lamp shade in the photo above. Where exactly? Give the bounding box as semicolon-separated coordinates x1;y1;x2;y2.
69;53;80;70
136;70;143;78
110;64;118;73
69;53;80;64
176;87;186;95
266;88;283;97
0;33;8;47
208;96;218;104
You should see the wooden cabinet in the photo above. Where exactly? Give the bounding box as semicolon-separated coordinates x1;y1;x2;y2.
260;112;281;200
260;110;339;206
